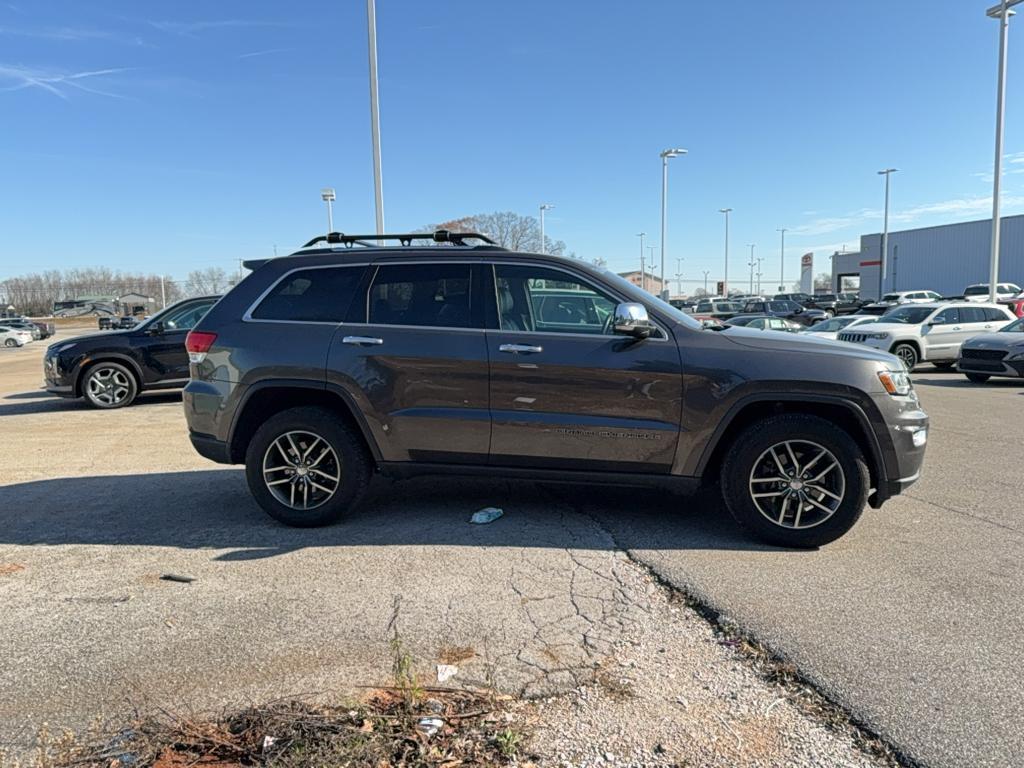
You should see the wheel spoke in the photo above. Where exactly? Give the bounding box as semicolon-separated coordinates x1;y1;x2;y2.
310;468;340;482
793;498;803;528
285;433;302;461
809;461;838;483
309;480;334;495
803;496;835;515
807;484;842;502
272;437;292;463
302;436;321;461
801;448;828;476
752;490;787;498
266;477;292;486
751;476;788;484
784;442;801;475
289;482;296;507
777;494;790;524
264;465;291;473
309;445;331;468
302;481;309;509
768;447;788;476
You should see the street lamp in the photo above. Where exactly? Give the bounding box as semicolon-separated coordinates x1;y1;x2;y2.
636;232;646;291
660;148;687;300
366;0;385;233
676;256;684;297
877;169;898;299
986;1;1022;302
321;187;336;233
776;227;787;293
539;203;555;254
702;270;710;295
747;244;756;294
719;208;732;296
648;244;657;295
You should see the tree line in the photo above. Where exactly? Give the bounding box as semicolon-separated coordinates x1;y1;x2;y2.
1;267;239;316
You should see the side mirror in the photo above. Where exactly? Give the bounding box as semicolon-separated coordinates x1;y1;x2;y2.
147;320;165;335
794;306;804;313
613;302;653;338
928;317;945;326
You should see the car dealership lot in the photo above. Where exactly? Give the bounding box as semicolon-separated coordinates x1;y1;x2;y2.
1;329;1022;767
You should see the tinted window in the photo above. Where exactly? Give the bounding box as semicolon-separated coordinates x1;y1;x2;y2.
932;307;961;324
986;307;1012;322
767;301;788;312
163;300;217;331
369;263;473;328
696;301;712;312
958;307;987;323
252;267;363;323
494;264;615;335
882;293;901;301
884;306;934;324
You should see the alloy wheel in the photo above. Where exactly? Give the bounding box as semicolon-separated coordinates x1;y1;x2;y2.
86;367;132;406
895;345;918;370
748;440;846;530
262;430;342;510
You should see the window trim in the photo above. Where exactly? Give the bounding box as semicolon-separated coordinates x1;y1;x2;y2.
487;261;669;341
242;263;370;326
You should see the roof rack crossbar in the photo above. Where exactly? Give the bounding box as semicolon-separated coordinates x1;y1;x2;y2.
301;230;498;249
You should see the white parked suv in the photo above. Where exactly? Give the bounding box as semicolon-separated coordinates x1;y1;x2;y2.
837;301;1016;370
861;290;942;315
962;283;1022;302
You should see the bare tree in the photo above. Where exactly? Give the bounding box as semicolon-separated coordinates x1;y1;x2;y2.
432;211;568;256
813;272;832;291
2;268;183;316
184;267;233;297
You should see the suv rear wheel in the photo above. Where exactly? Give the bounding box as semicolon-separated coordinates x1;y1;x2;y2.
721;414;869;548
82;362;138;408
244;406;370;527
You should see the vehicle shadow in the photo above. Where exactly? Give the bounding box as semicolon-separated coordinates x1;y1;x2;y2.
0;469;779;557
0;391;181;416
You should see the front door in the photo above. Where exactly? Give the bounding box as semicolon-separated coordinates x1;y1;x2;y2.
922;306;969;360
485;262;683;473
325;261;491;464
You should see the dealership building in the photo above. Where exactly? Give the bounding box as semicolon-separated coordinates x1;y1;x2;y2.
831;214;1024;299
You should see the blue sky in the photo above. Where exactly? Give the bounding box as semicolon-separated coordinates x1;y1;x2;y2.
1;0;1022;291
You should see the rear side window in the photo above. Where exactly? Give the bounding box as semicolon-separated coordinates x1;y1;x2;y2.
984;307;1011;322
251;266;364;323
369;263;474;328
959;307;988;323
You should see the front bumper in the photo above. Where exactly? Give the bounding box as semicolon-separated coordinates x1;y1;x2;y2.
43;353;76;396
867;392;928;507
957;357;1024;378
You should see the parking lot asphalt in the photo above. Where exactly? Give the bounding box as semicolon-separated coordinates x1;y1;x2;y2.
1;328;1021;767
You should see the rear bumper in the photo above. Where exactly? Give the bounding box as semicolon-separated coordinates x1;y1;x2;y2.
189;432;233;464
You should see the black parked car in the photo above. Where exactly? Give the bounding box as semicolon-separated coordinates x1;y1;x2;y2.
774;292;815;306
182;229;928;548
740;299;828;326
44;295;220;408
805;293;864;316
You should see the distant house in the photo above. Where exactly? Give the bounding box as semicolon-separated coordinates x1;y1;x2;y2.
617;270;666;296
118;293;153;316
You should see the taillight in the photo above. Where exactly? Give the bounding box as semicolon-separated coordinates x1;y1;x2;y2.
185;330;217;363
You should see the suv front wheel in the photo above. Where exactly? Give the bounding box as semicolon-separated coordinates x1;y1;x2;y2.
721;414;869;548
245;406;370;527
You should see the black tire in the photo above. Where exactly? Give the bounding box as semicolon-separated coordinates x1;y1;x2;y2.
81;362;138;408
933;361;955;370
890;343;919;371
244;406;371;527
3;338;17;347
965;372;991;383
720;414;870;548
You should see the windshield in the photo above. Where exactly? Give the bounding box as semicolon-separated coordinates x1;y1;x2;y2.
134;297;215;331
881;293;901;302
597;269;702;329
1000;317;1024;333
881;306;934;324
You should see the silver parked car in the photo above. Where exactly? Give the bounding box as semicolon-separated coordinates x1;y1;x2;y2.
957;316;1024;383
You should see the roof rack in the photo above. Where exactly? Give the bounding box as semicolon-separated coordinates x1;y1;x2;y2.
300;229;498;249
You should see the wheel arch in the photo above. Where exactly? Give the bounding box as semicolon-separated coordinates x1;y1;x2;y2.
889;338;922;361
74;354;145;397
227;381;382;465
695;394;885;499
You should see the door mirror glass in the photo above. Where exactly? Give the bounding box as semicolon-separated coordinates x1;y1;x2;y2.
612;303;653;338
147;320;165;335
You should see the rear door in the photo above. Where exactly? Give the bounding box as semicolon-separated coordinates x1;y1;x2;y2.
325;260;490;465
141;298;219;382
484;261;683;473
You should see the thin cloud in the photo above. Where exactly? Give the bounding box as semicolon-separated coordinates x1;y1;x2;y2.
0;25;125;42
238;47;293;60
149;19;286;38
0;64;132;100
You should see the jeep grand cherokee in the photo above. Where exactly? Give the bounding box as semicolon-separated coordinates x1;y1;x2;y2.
182;230;928;547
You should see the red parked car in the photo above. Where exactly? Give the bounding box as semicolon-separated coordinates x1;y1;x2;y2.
1000;297;1024;318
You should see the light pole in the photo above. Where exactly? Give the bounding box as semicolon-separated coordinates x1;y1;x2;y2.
676;256;684;296
366;0;385;234
756;256;763;295
660;148;687;300
539;203;554;254
877;168;898;299
718;208;732;296
321;187;336;233
986;1;1022;302
648;245;657;295
776;227;787;293
636;232;646;291
747;244;756;294
702;270;710;295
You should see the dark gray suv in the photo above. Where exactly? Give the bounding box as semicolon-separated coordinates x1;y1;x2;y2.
183;231;928;547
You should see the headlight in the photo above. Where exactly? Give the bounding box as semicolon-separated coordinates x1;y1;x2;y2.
878;369;913;396
866;332;889;340
1007;349;1024;361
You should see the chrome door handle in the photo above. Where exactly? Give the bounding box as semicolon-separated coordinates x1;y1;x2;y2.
952;326;961;330
342;335;383;346
499;343;542;354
